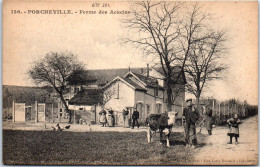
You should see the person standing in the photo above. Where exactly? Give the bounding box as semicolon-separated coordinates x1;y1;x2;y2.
107;108;115;127
99;110;107;127
132;108;140;129
183;99;200;148
204;104;213;135
227;114;241;145
123;109;130;128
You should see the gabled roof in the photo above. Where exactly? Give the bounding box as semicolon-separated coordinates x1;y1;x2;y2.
132;72;158;88
124;78;147;91
102;76;146;92
68;89;103;105
86;68;145;86
124;71;164;90
79;66;185;87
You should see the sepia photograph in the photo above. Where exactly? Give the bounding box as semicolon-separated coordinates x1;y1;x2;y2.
2;0;258;165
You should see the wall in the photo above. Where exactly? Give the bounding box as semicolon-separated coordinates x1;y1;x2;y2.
104;80;135;112
134;90;146;122
135;89;166;123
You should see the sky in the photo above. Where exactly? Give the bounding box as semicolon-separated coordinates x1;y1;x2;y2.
3;1;258;105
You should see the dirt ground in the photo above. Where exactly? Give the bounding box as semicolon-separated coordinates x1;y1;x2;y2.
193;115;258;165
2;115;258;165
2;129;204;165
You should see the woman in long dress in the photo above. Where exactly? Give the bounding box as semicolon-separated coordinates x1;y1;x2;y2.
99;110;107;127
205;105;213;135
107;108;115;127
227;114;241;144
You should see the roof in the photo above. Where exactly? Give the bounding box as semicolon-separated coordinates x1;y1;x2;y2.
86;68;145;86
102;76;147;92
124;72;164;90
123;78;146;91
131;72;158;88
68;89;103;105
81;66;185;87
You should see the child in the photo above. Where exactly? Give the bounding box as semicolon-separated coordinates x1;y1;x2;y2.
99;110;107;127
227;114;241;144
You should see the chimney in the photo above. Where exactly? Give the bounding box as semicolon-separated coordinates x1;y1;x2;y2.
128;66;131;72
147;64;149;77
141;68;143;74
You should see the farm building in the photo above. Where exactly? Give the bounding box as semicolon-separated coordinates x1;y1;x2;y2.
57;65;186;125
68;89;103;124
102;71;166;124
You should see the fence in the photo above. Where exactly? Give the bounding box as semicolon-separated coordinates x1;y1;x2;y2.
197;99;257;125
3;99;258;126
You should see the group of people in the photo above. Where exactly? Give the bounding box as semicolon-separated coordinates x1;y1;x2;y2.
99;107;140;129
99;108;115;127
122;108;140;129
183;98;242;149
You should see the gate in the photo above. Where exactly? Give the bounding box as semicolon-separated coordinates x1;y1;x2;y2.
13;102;25;122
37;103;46;122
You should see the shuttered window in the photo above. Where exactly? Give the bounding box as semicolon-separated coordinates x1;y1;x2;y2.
114;82;119;99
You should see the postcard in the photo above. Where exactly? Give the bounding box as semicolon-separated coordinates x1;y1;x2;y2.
2;0;258;165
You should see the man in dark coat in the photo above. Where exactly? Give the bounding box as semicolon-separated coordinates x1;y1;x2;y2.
183;99;200;148
204;104;213;135
132;108;140;129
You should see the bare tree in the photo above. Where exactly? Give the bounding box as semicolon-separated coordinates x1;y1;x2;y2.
123;1;215;111
102;89;114;108
185;30;228;107
28;51;84;123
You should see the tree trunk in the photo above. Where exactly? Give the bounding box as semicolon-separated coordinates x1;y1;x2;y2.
195;91;201;109
195;86;201;109
59;92;71;123
167;81;173;112
195;96;200;109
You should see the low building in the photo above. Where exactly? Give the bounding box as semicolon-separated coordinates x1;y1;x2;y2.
62;65;186;125
102;71;166;124
68;89;103;124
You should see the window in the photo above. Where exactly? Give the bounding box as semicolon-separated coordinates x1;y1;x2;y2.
146;104;150;116
114;82;119;99
156;103;162;114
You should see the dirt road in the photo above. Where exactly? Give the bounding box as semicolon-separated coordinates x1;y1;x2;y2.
193;115;258;165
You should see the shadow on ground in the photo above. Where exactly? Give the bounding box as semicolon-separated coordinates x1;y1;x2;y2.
160;132;207;147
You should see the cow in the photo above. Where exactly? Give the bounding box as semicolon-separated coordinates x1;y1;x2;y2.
146;111;178;147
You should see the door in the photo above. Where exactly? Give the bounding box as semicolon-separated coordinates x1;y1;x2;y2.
38;103;46;122
136;102;144;122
